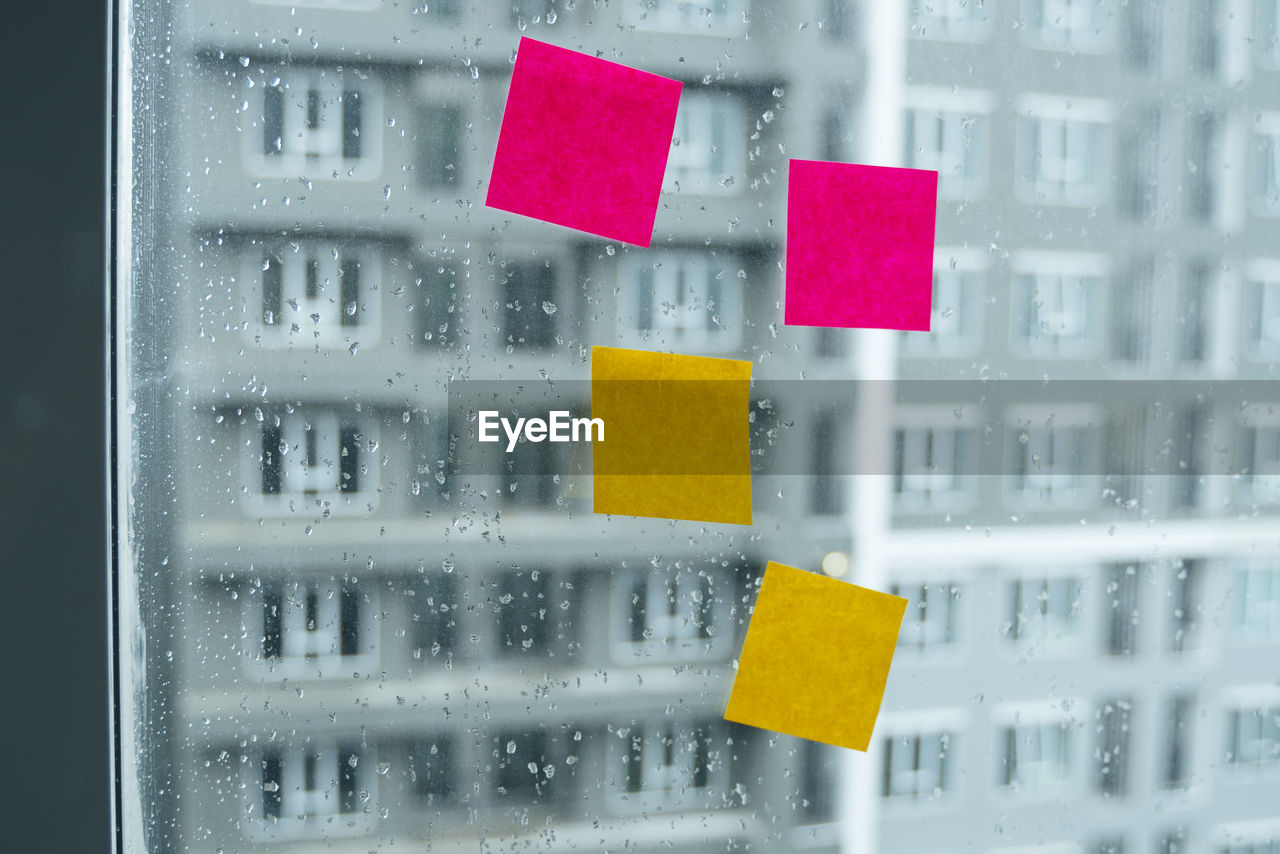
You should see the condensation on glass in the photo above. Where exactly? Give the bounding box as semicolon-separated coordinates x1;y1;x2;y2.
116;2;1280;853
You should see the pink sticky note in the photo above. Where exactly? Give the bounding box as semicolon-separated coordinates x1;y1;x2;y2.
784;159;938;331
485;38;683;247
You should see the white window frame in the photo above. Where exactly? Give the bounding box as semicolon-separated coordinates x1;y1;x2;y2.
609;719;728;812
624;0;747;35
1243;259;1280;359
1022;0;1111;53
910;0;991;42
1017;96;1112;205
242;65;382;179
901;247;986;357
1009;251;1109;358
1231;561;1280;640
611;566;732;661
245;240;381;349
663;93;746;196
242;408;380;516
1251;113;1280;216
241;576;379;678
892;405;980;512
617;250;743;352
1003;404;1102;508
246;739;375;840
995;700;1086;794
904;88;995;199
1002;568;1089;653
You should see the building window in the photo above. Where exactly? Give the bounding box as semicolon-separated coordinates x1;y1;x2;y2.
623;0;746;35
1179;260;1212;364
415;258;460;350
1243;264;1280;359
1017;100;1111;204
254;410;376;513
900;250;985;357
1187;112;1223;222
910;0;989;42
253;577;374;674
1004;408;1099;507
904;91;992;199
612;720;725;810
1010;255;1106;357
619;250;743;352
999;714;1074;790
501;259;558;350
253;67;378;176
1260;0;1280;68
255;740;368;835
1104;563;1139;656
251;241;378;347
411;736;456;806
811;408;845;516
491;570;574;659
893;410;978;511
1251;116;1280;215
1225;704;1280;770
882;730;952;800
1006;572;1085;648
1117;108;1161;221
1022;0;1110;52
1170;561;1203;653
410;574;457;665
799;740;837;822
1161;693;1194;789
1095;697;1131;797
501;434;572;510
1222;837;1280;854
494;728;561;803
613;566;730;661
664;93;746;195
417;103;463;187
1234;419;1280;504
1122;0;1161;70
1232;563;1280;639
890;581;960;651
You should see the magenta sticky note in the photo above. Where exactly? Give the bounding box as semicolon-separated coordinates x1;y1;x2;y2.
784;159;938;331
485;38;683;247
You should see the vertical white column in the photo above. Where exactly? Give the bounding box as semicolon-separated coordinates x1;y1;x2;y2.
840;1;908;853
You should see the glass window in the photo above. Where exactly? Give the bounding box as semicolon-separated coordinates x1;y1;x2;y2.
900;248;986;357
910;0;990;42
1095;697;1132;797
1251;114;1280;216
610;720;727;810
893;407;979;511
1004;407;1101;507
904;89;993;199
1225;703;1280;770
1005;572;1085;649
250;240;379;346
881;728;954;800
999;711;1075;790
1010;254;1108;357
1232;563;1280;639
250;66;379;177
664;93;746;195
1017;98;1111;204
890;581;961;651
624;0;746;36
618;250;743;351
612;565;731;660
249;408;378;514
252;740;369;838
1022;0;1111;52
1243;261;1280;359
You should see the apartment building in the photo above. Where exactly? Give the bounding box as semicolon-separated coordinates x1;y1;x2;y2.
120;1;1280;853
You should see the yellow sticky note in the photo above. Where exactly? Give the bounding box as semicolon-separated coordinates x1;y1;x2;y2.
724;561;907;751
591;345;752;525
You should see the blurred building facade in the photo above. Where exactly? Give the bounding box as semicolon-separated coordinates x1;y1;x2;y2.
125;1;1280;853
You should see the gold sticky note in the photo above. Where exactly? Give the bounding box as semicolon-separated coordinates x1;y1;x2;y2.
591;345;752;525
724;561;908;750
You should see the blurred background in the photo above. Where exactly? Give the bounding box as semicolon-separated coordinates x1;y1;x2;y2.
116;2;1280;853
